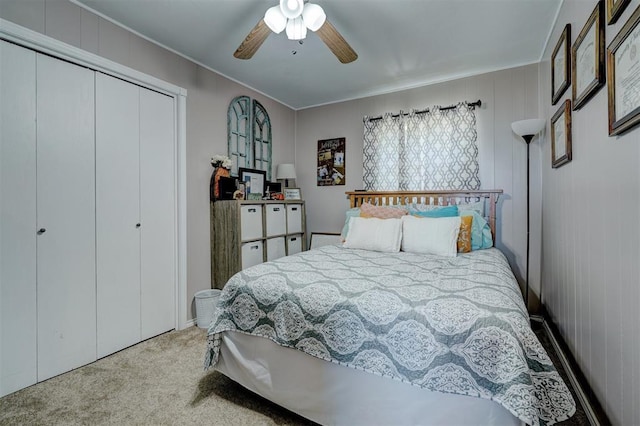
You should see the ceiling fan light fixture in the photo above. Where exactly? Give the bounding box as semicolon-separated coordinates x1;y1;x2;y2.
264;5;287;33
301;3;326;31
286;16;307;40
279;0;304;19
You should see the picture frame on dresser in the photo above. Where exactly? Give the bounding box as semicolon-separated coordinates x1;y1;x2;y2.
551;99;572;168
606;0;630;24
284;188;302;200
572;0;605;110
239;167;266;197
552;24;571;105
607;4;640;136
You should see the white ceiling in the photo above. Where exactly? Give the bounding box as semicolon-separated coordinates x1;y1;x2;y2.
72;0;560;110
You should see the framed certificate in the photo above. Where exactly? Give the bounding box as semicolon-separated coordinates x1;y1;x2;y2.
551;100;572;168
606;0;630;24
552;24;571;105
239;167;266;197
572;1;605;110
607;4;640;136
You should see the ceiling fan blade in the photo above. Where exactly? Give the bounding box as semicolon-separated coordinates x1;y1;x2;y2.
234;19;271;60
315;19;358;64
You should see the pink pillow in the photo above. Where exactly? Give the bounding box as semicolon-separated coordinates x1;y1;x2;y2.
359;202;408;219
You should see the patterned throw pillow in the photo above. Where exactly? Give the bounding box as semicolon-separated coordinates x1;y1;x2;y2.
359;202;408;219
457;215;473;253
412;205;458;217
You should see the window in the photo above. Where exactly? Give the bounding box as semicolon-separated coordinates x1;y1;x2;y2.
362;103;480;191
228;96;272;180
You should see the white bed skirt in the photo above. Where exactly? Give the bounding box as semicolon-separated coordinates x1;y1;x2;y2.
215;331;523;426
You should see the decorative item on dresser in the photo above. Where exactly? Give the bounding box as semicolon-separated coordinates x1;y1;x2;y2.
210;199;306;288
210;154;232;202
511;118;546;313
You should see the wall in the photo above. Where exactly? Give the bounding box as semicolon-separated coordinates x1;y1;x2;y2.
539;1;640;424
0;0;297;321
296;64;543;308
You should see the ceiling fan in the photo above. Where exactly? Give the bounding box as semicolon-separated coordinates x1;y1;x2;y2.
234;0;358;64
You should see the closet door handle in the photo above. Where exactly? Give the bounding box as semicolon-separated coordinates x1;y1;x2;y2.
37;228;46;235
136;223;141;228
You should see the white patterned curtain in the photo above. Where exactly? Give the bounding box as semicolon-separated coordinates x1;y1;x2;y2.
363;103;480;191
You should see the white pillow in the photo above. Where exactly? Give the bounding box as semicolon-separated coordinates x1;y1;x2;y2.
401;215;461;257
343;217;402;253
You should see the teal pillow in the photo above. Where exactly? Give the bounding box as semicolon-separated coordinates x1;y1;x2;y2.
412;205;458;218
340;208;361;239
460;210;493;250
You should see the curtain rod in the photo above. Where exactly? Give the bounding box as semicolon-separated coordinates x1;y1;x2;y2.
364;99;482;122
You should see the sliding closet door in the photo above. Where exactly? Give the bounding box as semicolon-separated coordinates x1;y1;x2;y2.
36;54;96;381
140;88;176;339
0;40;37;397
95;73;141;358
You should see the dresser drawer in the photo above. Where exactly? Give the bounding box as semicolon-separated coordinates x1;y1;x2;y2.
266;237;286;261
241;241;264;269
265;204;286;237
286;234;303;256
286;204;303;234
240;205;263;241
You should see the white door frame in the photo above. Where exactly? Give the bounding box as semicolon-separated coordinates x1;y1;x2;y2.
0;18;189;331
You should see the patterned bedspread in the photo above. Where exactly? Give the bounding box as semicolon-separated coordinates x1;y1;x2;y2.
205;245;575;425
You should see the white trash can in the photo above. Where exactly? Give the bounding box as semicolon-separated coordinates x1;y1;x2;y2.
195;289;221;329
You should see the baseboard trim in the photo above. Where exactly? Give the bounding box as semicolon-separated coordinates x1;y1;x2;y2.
541;317;609;426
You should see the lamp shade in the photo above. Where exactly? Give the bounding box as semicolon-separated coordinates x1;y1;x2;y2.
286;16;307;40
280;0;304;19
511;119;545;137
302;3;326;31
264;5;287;34
276;163;297;180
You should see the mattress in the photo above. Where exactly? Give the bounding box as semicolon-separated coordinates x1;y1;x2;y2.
206;245;576;425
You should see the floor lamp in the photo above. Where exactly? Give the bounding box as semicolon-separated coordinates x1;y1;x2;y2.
511;119;546;313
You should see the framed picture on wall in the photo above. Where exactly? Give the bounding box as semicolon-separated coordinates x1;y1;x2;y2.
317;137;346;186
606;0;630;24
572;1;605;110
607;4;640;136
551;100;572;168
552;24;571;105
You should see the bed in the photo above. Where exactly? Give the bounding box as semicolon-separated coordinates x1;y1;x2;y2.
205;190;576;426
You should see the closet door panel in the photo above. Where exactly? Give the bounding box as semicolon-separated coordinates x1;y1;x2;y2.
36;54;96;381
95;73;141;358
0;41;37;397
139;89;175;339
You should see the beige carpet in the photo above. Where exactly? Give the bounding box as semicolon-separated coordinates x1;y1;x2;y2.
0;326;313;426
1;325;588;426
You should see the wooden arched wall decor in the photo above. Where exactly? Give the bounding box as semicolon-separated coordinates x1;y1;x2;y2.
227;96;272;180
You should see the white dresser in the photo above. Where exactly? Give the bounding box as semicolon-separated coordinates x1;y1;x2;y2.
211;200;306;288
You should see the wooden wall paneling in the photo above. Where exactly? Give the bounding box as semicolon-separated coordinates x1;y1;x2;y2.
36;53;96;381
492;69;517;281
0;40;37;397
